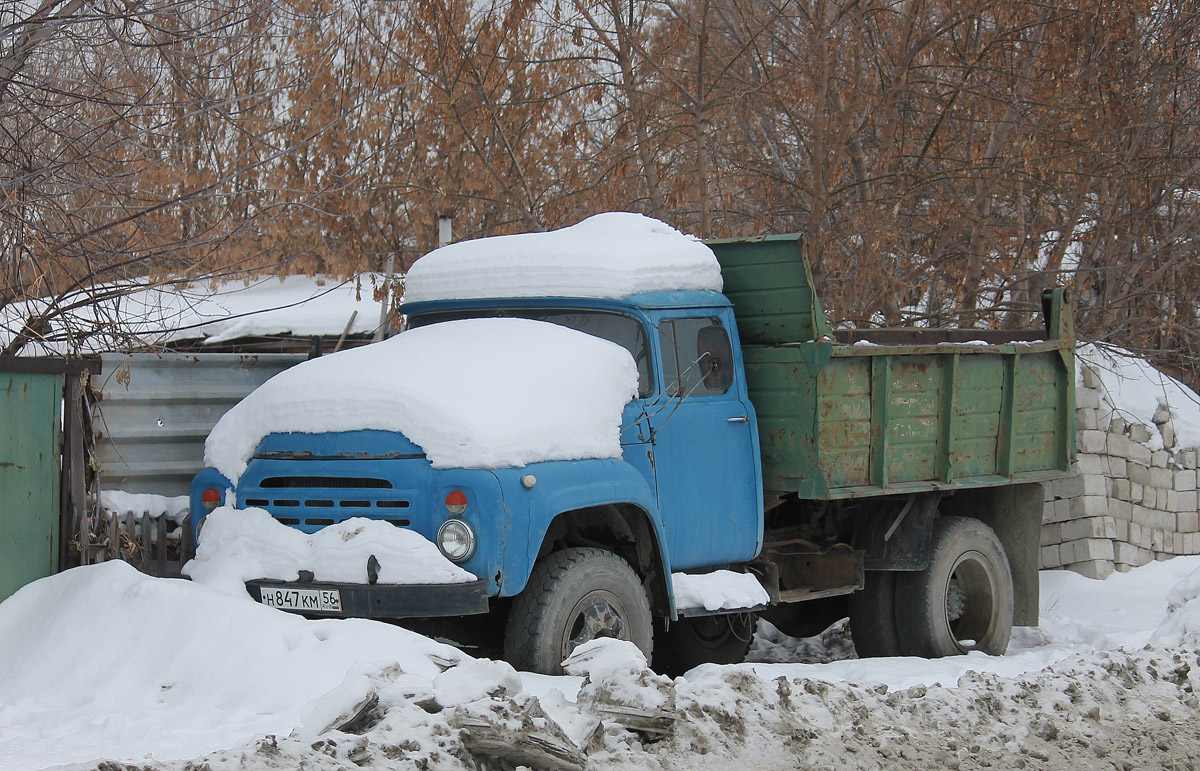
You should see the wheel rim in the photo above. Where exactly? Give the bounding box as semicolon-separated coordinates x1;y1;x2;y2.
560;591;628;661
943;549;998;652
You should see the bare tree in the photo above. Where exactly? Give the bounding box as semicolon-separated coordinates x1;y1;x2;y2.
5;0;1200;387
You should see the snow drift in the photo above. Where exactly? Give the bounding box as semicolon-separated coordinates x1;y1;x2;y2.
6;558;1200;770
0;560;463;770
1077;342;1200;450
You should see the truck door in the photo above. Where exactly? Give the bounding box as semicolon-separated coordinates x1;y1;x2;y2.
650;314;762;569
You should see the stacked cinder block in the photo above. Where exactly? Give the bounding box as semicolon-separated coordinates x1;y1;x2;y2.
1041;363;1200;579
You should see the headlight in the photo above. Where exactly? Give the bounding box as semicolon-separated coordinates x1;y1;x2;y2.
437;519;476;562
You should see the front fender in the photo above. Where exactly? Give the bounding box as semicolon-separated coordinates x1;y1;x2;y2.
493;458;670;598
189;467;234;541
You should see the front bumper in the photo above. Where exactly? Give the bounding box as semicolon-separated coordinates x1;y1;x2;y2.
246;578;490;618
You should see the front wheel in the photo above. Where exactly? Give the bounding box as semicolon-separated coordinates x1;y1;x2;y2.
503;548;653;675
895;516;1013;657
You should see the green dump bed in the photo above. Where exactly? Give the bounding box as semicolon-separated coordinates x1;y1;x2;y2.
708;235;1076;500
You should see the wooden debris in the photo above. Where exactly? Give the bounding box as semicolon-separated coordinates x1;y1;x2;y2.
589;704;675;739
450;698;587;771
321;691;380;735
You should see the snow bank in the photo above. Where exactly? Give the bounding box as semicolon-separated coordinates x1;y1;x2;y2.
183;507;476;595
431;659;523;707
0;274;382;355
1150;565;1200;646
204;317;640;482
7;556;1200;769
563;638;675;714
1034;556;1200;650
195;276;382;344
673;570;770;611
0;560;462;770
1078;343;1200;450
403;213;723;303
562;638;653;681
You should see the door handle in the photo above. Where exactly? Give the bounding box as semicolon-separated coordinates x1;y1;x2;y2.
727;416;750;423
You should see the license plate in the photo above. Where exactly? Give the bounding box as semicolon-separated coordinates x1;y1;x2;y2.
258;586;342;613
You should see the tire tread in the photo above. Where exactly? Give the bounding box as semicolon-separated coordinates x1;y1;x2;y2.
504;547;651;673
849;570;903;658
894;516;1013;657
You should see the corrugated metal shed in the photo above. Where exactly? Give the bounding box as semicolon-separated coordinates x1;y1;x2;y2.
92;352;307;497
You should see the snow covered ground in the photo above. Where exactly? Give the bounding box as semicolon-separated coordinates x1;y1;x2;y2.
3;555;1200;770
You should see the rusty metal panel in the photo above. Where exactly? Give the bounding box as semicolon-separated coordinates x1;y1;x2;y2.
817;357;871;489
92;352;307;497
952;355;1005;478
742;343;829;497
747;340;1074;500
0;371;62;602
883;355;942;485
1012;354;1065;473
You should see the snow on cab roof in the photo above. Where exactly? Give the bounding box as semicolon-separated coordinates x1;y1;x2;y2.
203;317;640;483
402;212;723;303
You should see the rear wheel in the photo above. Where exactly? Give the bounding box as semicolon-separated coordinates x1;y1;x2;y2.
849;570;903;658
504;548;652;675
895;516;1013;657
653;613;755;676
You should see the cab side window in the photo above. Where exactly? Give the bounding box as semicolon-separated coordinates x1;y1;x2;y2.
658;318;734;397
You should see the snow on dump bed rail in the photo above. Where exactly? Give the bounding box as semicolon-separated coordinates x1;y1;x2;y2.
183;508;475;594
204;317;639;483
403;213;723;302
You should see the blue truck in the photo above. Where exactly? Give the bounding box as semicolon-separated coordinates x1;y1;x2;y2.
191;231;1075;675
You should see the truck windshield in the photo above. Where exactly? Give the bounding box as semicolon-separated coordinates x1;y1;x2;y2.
408;308;653;396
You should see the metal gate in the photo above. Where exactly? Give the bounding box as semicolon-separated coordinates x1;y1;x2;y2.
0;357;97;602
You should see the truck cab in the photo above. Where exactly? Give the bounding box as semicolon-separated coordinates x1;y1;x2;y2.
191;214;770;673
402;292;764;574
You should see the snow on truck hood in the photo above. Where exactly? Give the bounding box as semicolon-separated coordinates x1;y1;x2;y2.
184;507;477;593
204;317;640;483
402;212;723;302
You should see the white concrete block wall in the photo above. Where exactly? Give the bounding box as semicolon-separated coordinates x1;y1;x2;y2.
1042;364;1200;576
